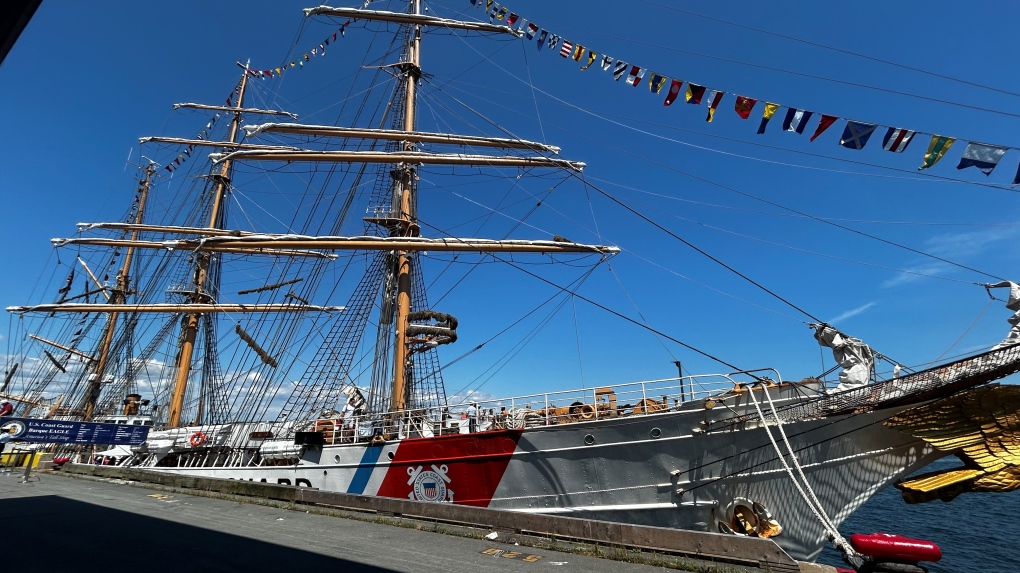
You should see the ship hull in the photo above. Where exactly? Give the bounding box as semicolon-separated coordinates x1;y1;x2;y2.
133;392;940;562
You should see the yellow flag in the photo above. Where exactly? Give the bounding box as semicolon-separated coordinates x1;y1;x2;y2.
919;135;955;170
757;103;781;134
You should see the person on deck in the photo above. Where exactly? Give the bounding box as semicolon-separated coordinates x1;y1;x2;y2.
984;281;1020;349
467;403;478;433
339;398;356;441
0;399;12;417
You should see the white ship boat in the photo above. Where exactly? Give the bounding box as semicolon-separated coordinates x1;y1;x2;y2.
5;2;1020;566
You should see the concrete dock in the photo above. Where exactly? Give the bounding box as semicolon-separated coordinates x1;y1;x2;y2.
0;468;836;573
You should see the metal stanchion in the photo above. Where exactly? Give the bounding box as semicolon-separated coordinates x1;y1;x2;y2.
20;451;35;483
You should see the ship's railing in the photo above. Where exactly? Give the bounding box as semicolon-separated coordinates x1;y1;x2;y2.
457;373;746;429
311;409;439;446
732;344;1020;426
309;373;797;445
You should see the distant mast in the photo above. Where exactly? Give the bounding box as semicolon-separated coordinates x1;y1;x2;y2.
82;161;156;420
165;66;250;428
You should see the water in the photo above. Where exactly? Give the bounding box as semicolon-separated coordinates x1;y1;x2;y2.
816;458;1019;572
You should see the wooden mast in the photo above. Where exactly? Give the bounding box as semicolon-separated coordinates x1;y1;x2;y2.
82;161;155;420
166;66;249;428
390;0;422;415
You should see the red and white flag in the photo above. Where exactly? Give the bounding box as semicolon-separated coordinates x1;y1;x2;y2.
559;40;574;58
626;65;646;87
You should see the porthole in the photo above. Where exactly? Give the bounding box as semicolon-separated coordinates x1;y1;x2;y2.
584;434;595;445
387;451;395;460
334;454;341;463
650;427;662;439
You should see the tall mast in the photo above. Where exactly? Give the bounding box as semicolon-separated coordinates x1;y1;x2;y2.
166;67;249;427
390;0;422;414
83;161;156;420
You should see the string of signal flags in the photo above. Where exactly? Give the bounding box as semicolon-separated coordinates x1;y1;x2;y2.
245;21;351;80
163;20;355;174
470;0;1020;184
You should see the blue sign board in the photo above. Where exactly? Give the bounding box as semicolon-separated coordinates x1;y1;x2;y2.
0;417;149;445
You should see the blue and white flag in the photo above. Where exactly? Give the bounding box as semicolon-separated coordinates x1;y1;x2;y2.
537;29;548;49
547;33;561;50
600;55;614;71
839;121;877;150
957;142;1007;175
782;108;812;134
882;128;915;153
612;60;629;81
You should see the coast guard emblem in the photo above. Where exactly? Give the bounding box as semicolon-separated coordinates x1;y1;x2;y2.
407;464;454;503
0;420;26;439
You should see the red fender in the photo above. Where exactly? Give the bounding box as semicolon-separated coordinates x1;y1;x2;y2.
850;533;942;563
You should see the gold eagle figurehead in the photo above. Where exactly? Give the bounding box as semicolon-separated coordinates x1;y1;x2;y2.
885;384;1020;503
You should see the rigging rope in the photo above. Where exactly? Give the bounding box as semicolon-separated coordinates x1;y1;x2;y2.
751;383;859;562
425;49;1012;281
636;200;981;285
583;174;1018;228
547;4;1020;122
581;176;825;324
636;0;1020;101
424;50;1010;346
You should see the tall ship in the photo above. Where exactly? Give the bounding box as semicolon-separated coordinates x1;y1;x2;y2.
4;1;1020;565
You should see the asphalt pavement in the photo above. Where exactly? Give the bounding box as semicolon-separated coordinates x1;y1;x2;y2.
0;470;671;573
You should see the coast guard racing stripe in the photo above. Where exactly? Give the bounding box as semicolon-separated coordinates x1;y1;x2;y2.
376;430;522;507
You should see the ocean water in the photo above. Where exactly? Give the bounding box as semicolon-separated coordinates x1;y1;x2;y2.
816;458;1019;572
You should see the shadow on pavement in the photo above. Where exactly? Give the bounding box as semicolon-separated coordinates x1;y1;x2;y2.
0;495;398;573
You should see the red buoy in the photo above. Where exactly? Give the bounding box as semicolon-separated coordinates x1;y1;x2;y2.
850;533;942;563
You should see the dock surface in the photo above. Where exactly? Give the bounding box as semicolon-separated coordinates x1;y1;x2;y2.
0;472;670;573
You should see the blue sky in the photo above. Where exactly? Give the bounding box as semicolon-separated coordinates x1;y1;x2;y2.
2;0;1020;403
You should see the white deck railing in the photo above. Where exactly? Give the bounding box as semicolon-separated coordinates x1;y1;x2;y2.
313;371;787;446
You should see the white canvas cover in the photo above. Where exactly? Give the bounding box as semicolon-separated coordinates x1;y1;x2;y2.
813;324;874;393
985;281;1020;349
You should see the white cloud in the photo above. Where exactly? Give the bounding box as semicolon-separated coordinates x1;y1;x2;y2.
924;227;1018;258
826;302;877;325
447;389;499;407
882;262;951;287
883;228;1017;287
